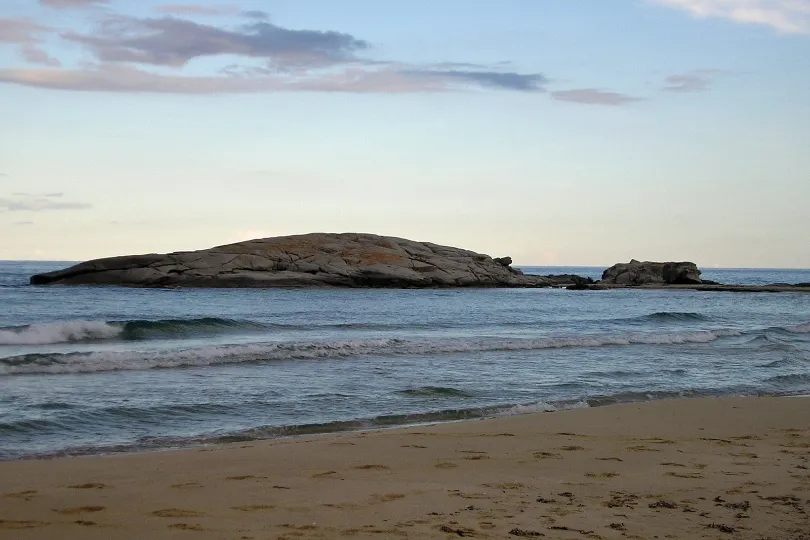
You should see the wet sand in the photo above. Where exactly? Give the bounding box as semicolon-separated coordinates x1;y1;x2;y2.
1;396;809;539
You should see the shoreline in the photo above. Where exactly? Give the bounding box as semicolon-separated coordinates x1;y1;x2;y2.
585;283;810;293
6;390;803;462
2;396;809;539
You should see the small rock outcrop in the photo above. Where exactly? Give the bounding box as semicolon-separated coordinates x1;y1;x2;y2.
601;260;702;286
31;233;556;289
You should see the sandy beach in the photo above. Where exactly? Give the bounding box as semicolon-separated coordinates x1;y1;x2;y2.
1;397;809;539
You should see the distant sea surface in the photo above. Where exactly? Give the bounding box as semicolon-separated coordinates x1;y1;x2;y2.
1;261;809;460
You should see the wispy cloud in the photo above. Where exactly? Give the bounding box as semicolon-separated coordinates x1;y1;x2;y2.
0;18;61;66
0;64;546;94
154;4;241;16
242;10;270;21
40;0;109;8
408;70;547;92
551;88;643;106
14;221;34;226
0;193;91;212
13;192;64;198
0;9;626;100
662;69;724;92
62;16;371;68
654;0;810;34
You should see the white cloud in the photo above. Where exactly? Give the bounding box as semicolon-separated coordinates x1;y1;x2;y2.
654;0;810;34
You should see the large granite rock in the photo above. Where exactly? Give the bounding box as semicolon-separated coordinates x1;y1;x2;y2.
30;233;557;289
601;259;702;286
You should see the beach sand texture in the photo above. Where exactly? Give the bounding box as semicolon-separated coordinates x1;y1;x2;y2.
1;397;808;539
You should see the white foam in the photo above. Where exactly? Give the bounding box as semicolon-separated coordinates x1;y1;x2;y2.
0;338;403;375
0;329;744;375
0;321;122;345
502;400;590;416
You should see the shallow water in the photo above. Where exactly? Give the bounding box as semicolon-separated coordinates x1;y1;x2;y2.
1;261;809;460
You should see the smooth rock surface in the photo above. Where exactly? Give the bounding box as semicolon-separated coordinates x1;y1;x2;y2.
30;233;555;289
601;259;703;286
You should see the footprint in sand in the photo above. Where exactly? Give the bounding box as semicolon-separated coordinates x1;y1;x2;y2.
354;464;390;470
151;509;206;518
559;445;585;451
72;520;98;526
53;506;105;515
534;451;562;460
171;482;203;489
168;523;205;531
373;493;406;502
2;490;37;501
665;471;705;479
603;492;639;508
489;482;524;490
225;475;265;481
401;444;427;449
639;437;677;444
280;524;320;531
596;457;623;462
730;451;759;459
700;437;749;447
311;470;341;479
232;504;275;512
67;483;108;489
0;519;49;529
435;462;458;469
585;472;620;478
626;445;662;452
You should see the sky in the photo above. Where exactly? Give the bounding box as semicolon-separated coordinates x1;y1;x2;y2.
1;0;809;268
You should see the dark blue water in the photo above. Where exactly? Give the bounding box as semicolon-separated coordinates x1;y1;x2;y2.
1;261;809;460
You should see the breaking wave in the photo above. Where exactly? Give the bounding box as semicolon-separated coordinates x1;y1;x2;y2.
0;318;274;345
0;329;744;376
0;320;123;345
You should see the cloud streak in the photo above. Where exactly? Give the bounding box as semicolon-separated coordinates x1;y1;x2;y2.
40;0;109;8
551;88;643;106
410;70;547;92
662;69;723;92
0;18;61;66
153;4;241;16
654;0;810;34
63;16;370;68
0;194;91;212
0;64;547;94
0;10;629;100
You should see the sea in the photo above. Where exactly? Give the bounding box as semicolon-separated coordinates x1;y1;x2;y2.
1;261;809;461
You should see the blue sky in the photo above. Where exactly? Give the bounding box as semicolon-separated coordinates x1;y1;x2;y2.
1;0;809;267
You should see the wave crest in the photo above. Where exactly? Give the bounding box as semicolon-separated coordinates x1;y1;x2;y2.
0;329;744;376
0;321;121;345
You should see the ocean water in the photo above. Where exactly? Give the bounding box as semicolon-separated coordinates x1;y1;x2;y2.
1;261;809;460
